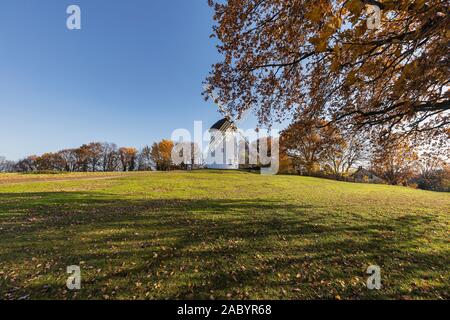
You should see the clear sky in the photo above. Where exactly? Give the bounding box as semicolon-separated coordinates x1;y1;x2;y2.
0;0;264;160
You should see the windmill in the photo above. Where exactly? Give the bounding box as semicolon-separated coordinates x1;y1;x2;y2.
205;86;250;169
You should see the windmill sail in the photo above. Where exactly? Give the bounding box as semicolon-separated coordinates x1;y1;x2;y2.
205;85;251;166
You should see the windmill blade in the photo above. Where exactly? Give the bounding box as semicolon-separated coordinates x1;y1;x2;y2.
232;107;252;127
236;128;250;145
204;84;252;155
207;120;233;154
207;120;252;160
206;109;251;155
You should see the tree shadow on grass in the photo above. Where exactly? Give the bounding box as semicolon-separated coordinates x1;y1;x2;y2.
0;192;448;300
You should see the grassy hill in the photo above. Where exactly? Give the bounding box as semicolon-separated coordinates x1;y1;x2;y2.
0;170;448;300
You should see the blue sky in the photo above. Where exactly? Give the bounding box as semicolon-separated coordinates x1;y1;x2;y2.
0;0;265;160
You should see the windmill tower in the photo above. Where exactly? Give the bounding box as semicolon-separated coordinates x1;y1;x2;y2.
205;89;249;170
206;118;239;169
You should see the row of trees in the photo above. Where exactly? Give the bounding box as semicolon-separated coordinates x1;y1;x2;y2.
1;140;184;174
12;143;139;173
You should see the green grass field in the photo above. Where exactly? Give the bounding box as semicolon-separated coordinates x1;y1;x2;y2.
0;170;448;300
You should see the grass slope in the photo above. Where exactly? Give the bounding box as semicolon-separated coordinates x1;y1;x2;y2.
0;170;448;300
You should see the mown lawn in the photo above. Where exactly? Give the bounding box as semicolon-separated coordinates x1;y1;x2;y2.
0;170;448;300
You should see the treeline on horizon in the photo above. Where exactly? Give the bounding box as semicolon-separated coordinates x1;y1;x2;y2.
0;140;191;174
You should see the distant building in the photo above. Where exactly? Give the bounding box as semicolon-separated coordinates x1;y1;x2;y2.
352;166;384;183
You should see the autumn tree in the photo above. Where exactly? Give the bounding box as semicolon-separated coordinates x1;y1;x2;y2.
281;119;342;175
0;157;15;173
100;142;119;172
119;147;138;172
414;151;449;191
137;146;153;171
205;0;449;143
150;140;174;171
371;137;419;185
322;130;368;177
85;142;103;172
0;157;5;172
35;153;65;171
75;145;91;172
58;149;77;172
15;156;38;172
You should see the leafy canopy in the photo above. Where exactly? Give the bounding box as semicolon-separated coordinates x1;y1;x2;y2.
204;0;449;141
